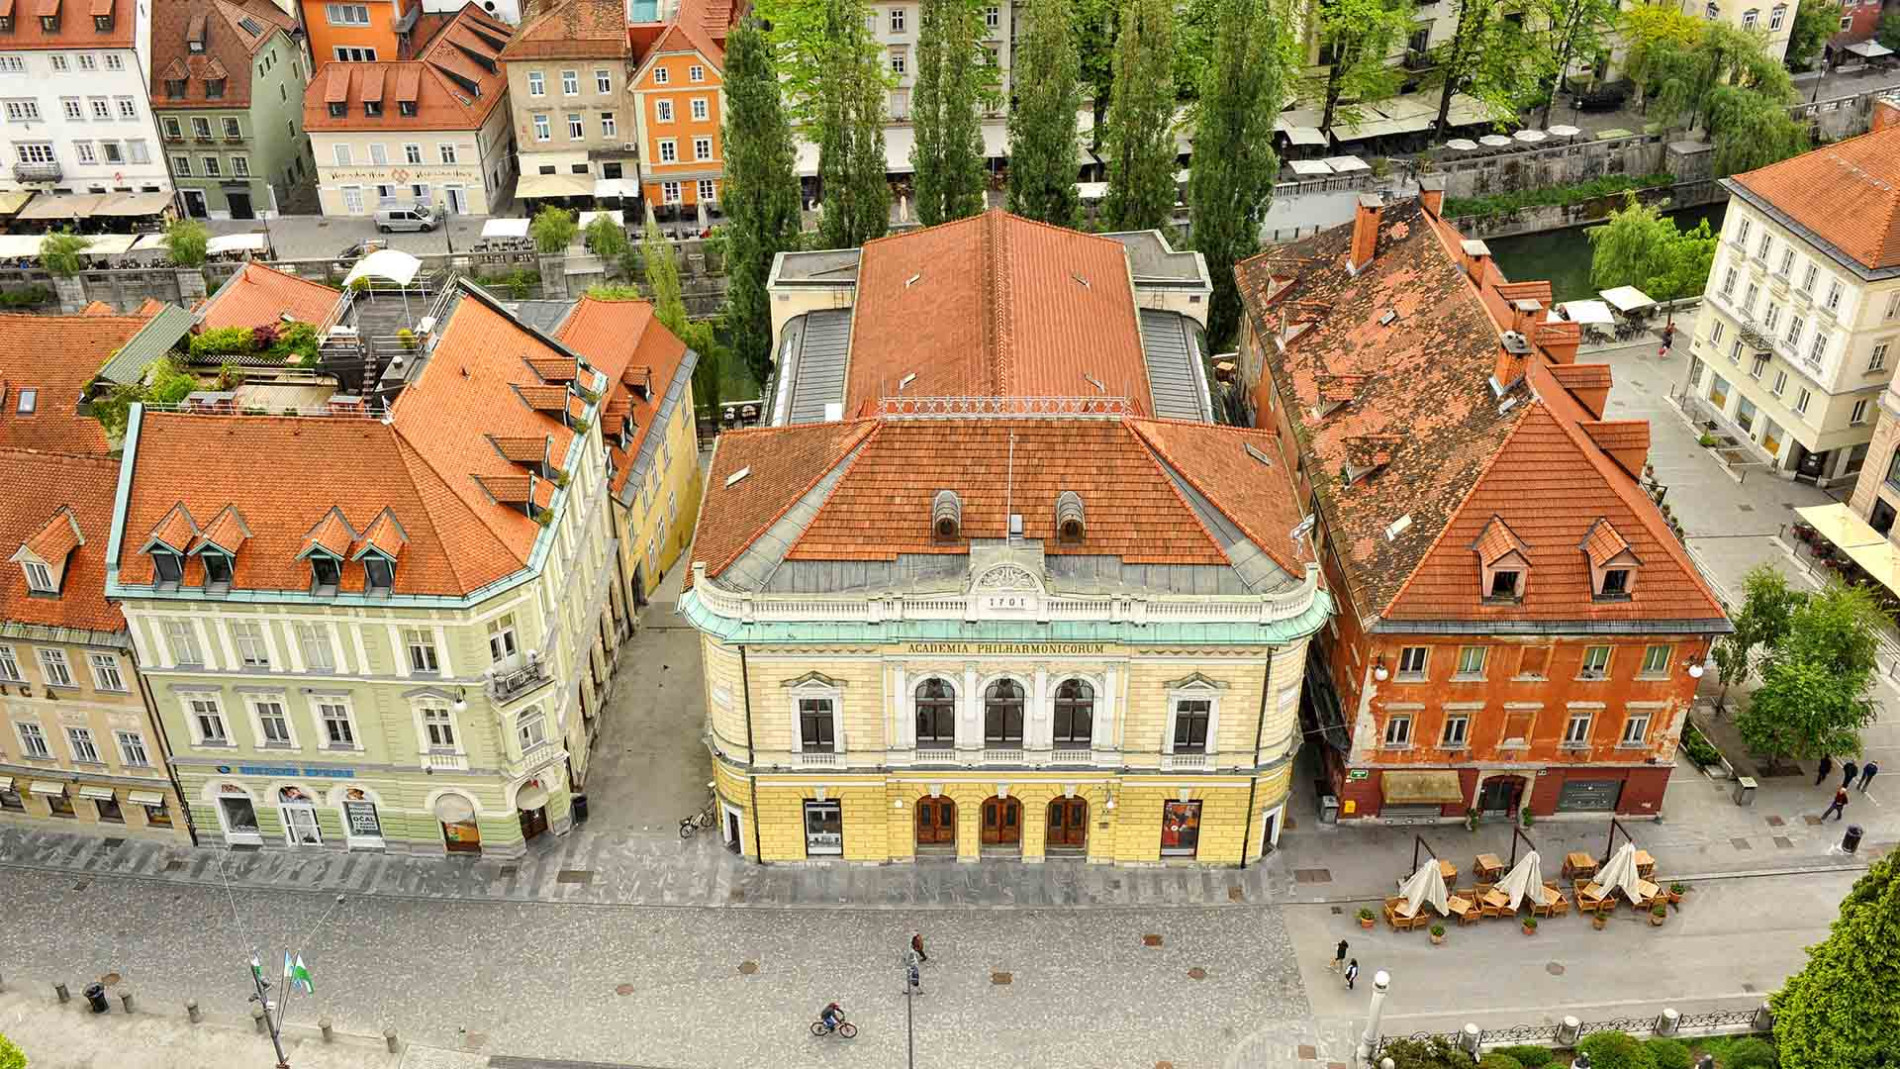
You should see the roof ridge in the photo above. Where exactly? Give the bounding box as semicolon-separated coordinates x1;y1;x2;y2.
986;210;1008;395
1124;418;1298;575
704;419;881;579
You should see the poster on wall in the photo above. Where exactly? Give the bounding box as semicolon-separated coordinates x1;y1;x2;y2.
343;796;381;838
1161;800;1202;856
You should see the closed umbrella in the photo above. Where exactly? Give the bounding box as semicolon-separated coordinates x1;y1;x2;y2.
1495;850;1549;910
1597;841;1644;903
1398;858;1451;917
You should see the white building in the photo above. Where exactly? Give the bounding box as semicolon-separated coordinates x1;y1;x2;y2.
0;0;171;197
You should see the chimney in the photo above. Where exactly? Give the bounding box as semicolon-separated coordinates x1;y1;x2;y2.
1418;175;1446;218
1460;239;1491;280
1493;331;1533;392
1875;95;1900;134
1348;194;1383;274
1509;297;1544;338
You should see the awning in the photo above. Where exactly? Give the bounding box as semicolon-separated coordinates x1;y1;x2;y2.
29;781;66;796
1796;503;1900;594
0;234;43;257
433;793;476;823
128;233;171;254
79;785;116;800
16;193;106;220
515;172;596;199
1322;156;1370;173
1554;299;1616;325
482;218;530;238
127;790;165;806
1274;119;1328;146
577;210;623;229
1600;285;1655;312
343;248;422;288
593;177;639;199
515;782;550;810
0;775;12;791
82;234;138;255
1379;769;1465;804
94;191;174;217
1288;159;1333;177
0;190;32;214
206;233;269;254
1848;39;1895;58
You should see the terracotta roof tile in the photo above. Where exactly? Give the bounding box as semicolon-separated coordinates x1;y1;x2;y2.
355;509;408;558
148;0;296;109
0;312;152;455
1580;419;1650;478
304;5;513;133
500;0;629;60
1469;514;1528;566
80;300;116;316
691;420;878;582
189;504;251;554
490;435;551;463
515;384;572;411
20;506;82;565
198;262;340;332
1581;517;1635;569
553;295;690;496
300;508;355;558
4;0;131;49
0;450;121;633
143;503;197;552
1548;362;1612;390
526;356;578;382
1124;417;1310;576
1732;124;1900;270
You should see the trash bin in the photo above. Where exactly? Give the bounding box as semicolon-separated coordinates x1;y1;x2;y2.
1319;795;1340;825
570;792;588;824
1844;824;1863;853
1732;776;1757;807
82;983;108;1013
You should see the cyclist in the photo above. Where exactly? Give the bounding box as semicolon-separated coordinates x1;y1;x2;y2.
820;1001;844;1034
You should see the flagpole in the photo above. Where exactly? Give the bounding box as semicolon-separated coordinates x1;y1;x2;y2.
247;950;292;1069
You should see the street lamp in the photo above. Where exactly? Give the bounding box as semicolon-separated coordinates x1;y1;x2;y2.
1355;970;1392;1061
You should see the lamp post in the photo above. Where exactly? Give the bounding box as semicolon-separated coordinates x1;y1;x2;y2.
1355;970;1391;1061
246;951;291;1069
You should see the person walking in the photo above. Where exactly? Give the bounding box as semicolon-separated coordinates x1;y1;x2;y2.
1344;958;1360;991
1815;755;1834;786
1658;323;1676;358
1330;939;1349;973
1860;761;1881;791
1823;786;1850;822
910;933;928;964
1842;759;1859;791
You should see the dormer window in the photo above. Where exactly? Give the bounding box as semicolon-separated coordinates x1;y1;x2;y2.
1055;490;1085;544
328;102;346;117
398;100;417;116
1581;518;1640;601
165;79;186;98
205;78;225;99
152;550;183;585
21;560;54;593
363;99;381;116
1602;568;1630;596
363;555;394;593
0;16;14;31
1488;569;1520;600
40;15;58;31
201;552;232;589
310;555;341;593
93;12;110;30
932;489;962;541
1469;514;1529;604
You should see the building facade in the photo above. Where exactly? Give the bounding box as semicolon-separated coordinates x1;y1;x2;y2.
502;0;638;204
107;280;621;856
151;0;314;219
1236;185;1729;823
0;0;170;197
628;1;723;214
1683;115;1900;491
301;0;417;65
304;4;515;217
1680;0;1795;63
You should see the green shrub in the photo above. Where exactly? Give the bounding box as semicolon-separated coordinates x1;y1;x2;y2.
530;206;578;253
585;214;630;263
501;266;540;299
1477;1054;1525;1069
39;229;89;278
1700;1036;1777;1068
1681;723;1721;767
268;321;319;366
163;217;209;267
1646;1037;1691;1069
1379;1037;1470;1069
1496;1047;1554;1068
0;1030;25;1069
1445;172;1677;221
1577;1031;1657;1069
0;284;50;307
190;326;257;357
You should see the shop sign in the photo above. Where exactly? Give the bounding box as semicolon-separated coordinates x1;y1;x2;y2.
903;642;1109;656
343;799;381;837
238;765;301;777
235;764;355;778
1347;769;1370;781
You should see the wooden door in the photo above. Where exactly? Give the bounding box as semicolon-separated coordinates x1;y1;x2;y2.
981;797;1021;845
915;798;956;846
519;806;549;841
1046;799;1087;849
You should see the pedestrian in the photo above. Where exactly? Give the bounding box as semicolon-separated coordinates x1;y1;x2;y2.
1860;761;1880;792
1823;786;1850;822
910;932;928;964
1815;755;1834;786
1344;958;1360;991
906;960;922;995
1331;939;1349;973
1841;759;1859;790
1658;323;1676;357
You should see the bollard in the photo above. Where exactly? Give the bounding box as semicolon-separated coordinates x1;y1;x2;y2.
319;1017;334;1043
0;968;7;992
384;1027;399;1053
54;982;70;1004
252;1004;267;1034
185;1000;201;1024
1460;1023;1483;1055
1656;1008;1680;1036
118;990;135;1014
1555;1015;1582;1045
1753;1001;1775;1032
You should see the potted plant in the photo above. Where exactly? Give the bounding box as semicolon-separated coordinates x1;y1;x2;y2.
1669;881;1686;906
1429;923;1446;946
1592;910;1609;930
1521;916;1538;936
1357;907;1375;929
1465;807;1481;832
1650;903;1668;927
1520;809;1535;828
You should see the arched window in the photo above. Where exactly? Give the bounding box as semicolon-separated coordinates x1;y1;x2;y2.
984;679;1024;745
1053;678;1094;746
915;678;956;745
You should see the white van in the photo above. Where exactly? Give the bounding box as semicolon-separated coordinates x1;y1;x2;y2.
375;204;437;233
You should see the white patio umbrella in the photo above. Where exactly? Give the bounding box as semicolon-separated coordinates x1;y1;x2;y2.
1597;841;1644;902
1495;850;1549;910
1397;858;1451;916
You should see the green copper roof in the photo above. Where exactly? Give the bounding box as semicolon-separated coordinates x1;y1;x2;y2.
677;587;1334;647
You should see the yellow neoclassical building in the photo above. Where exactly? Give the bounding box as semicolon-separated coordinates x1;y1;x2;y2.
680;213;1331;865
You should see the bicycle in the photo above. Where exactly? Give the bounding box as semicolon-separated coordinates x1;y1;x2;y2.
810;1014;857;1039
678;783;718;839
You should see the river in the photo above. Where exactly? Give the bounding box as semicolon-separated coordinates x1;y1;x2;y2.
1485;201;1728;303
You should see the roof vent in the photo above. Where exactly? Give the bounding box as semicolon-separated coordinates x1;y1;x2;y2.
1378;309;1398;327
724;467;751;488
1385;514;1413;542
1071;273;1091;289
1244;443;1274;467
1083;373;1105;393
1054;490;1085;543
1501;330;1532;355
932;489;962;540
905;273;923;288
898;372;916;391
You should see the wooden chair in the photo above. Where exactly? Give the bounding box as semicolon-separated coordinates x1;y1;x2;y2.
1480;899;1506;919
1547;893;1571;918
1408;911;1434;931
1475;881;1495;898
1457;901;1482;925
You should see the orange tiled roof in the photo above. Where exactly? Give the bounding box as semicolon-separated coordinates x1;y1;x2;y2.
526;356;578;382
1469;515;1528;566
304;4;514;132
490;435;551;463
1731;124;1900;270
190;504;251;554
300;508;355;558
198;262;340;332
499;0;629;60
0;312;154;455
148;0;297;109
637;2;725;71
80;300;116;316
691;420;879;582
552;295;691;497
355;508;407;559
0;451;121;633
0;0;133;49
1548;362;1612;390
846;211;1152;414
1581;517;1635;570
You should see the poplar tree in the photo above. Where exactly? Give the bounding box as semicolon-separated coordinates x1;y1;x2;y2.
1006;0;1082;224
762;0;889;248
911;0;989;226
1186;0;1290;350
721;17;803;386
1100;0;1177;232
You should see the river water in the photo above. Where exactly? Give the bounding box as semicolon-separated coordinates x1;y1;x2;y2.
1485;201;1728;303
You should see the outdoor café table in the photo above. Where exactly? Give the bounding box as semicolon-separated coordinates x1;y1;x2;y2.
1473;853;1504;882
1482;888;1510;911
1564;852;1598;879
1438;859;1458;883
1446;896;1475;924
1634;850;1656;878
1634;880;1660;906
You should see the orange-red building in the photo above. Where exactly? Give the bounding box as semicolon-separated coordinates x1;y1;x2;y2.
628;0;730;216
1234;183;1731;823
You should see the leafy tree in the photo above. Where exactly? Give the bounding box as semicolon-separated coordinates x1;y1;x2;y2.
1531;0;1619;127
637;221;726;415
1299;0;1412;137
1648;21;1791;135
1773;852;1900;1068
911;0;990;225
1007;0;1083;224
163;217;209;268
1171;0;1219;101
1711;565;1802;698
1575;1032;1657;1069
720;17;803;386
0;1031;23;1069
39;230;89;278
530;207;577;253
1187;0;1292;350
1737;581;1884;768
585;215;629;265
1707;85;1809;177
1786;0;1837;70
1643;217;1718;306
1071;0;1120;134
1588;193;1674;292
1100;0;1178;231
768;0;890;248
1617;2;1703;107
1882;11;1900;52
1422;0;1539;138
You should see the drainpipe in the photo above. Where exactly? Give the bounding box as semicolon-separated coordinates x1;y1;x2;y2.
132;638;198;846
1239;645;1275;869
739;644;761;862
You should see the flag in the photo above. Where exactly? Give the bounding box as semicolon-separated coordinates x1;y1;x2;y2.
289;955;314;995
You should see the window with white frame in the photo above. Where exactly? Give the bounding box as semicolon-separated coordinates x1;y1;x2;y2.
0;645;19;681
1640;644;1671;677
1621;710;1652;745
66;726;100;764
62;97;82;120
404;628;439;673
1873;343;1890;371
439;143;457;164
1396;645;1428;680
21;558;53;592
890;5;905;30
187;695;228;744
115;730;150;767
659;138;677;162
688;64;704;81
1779;248;1795;277
601;111;617;138
1563;710;1593;745
250;698;294;748
16;721;49;758
1786;313;1805;346
1853;399;1871;425
1769;3;1785;28
661;180;680;203
1800;262;1817;293
420;704;457;750
1795;387;1813;415
325;3;369;23
533;114;551;141
38;648;73;688
317;699;357;748
1825;280;1843;311
986;4;999;28
487;615;519;665
163;620;203;665
1441;712;1470;748
517;708;548;750
333;143;352;166
5;100;41;121
1382;712;1412;748
1809;333;1829;366
231;621;270;669
693;136;712;160
654;65;670;84
698;178;716;202
1741;7;1756;25
74;141;96;165
528;71;545;96
656;99;673;122
914;677;956;744
88;652;124;691
691;96;708;120
404;143;422;164
595;68;612;93
1455;645;1487;679
294;623;335;672
567;113;583;138
1771;369;1788;395
561;69;579;95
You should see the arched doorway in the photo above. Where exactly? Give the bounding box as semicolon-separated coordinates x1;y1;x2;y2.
434;792;482;855
1046;797;1087;852
980;796;1022;850
915;796;956;852
515;777;551;842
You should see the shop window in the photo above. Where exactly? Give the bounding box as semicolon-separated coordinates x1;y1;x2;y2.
1160;800;1201;857
803;799;842;856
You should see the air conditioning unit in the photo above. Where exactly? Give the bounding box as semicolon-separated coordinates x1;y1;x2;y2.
622;142;639;153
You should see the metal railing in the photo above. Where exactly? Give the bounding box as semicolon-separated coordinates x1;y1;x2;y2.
12;162;60;182
487;659;554;703
1378;1005;1768;1053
